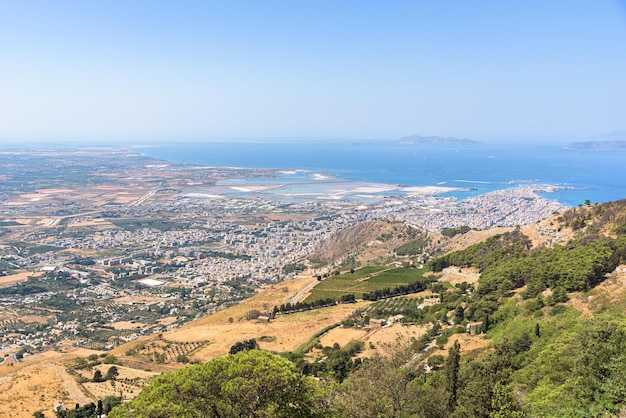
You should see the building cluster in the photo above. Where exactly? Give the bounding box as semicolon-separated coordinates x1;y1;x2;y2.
379;186;566;231
0;167;568;357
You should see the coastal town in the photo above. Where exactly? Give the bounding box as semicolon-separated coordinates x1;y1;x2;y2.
0;149;566;360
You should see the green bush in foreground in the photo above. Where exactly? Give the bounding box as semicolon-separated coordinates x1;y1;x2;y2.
108;350;332;418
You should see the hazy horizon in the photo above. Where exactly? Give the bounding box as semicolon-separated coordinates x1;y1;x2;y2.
1;133;625;147
1;1;625;142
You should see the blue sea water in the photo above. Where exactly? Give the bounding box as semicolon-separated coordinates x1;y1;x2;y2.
139;141;626;207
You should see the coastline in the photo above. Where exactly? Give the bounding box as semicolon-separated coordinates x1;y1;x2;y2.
135;141;626;206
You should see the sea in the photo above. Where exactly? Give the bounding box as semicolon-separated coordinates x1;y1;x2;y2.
138;141;626;207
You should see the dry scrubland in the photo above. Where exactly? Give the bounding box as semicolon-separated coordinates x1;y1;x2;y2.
0;255;502;416
139;277;373;361
309;220;418;267
567;267;626;316
78;364;157;401
0;358;92;418
318;323;431;353
116;267;487;364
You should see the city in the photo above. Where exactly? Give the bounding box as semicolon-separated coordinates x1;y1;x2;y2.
0;149;566;359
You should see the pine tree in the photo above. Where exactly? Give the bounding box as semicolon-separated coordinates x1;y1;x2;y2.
445;340;461;414
105;366;119;381
453;306;465;324
93;370;104;382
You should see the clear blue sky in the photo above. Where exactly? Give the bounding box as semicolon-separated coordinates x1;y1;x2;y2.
1;1;625;142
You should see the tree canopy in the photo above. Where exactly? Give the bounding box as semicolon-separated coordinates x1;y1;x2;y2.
109;350;331;418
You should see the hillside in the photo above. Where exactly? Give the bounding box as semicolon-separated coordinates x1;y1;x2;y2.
308;219;429;269
565;140;626;150
6;200;626;417
307;218;512;272
566;130;626;149
110;200;626;416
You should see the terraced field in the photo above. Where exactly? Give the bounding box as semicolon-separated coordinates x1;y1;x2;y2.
124;339;208;364
366;297;419;312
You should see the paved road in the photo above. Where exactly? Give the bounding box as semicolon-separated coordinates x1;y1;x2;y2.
290;279;319;305
129;190;157;207
0;353;20;365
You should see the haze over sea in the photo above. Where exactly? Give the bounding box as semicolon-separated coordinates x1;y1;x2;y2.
140;141;626;207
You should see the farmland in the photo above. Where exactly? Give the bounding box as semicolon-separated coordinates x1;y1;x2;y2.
305;266;434;302
364;297;421;315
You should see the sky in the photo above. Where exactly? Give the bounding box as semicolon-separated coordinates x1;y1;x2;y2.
1;0;625;142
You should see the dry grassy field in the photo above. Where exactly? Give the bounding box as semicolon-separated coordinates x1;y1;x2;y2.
107;321;146;331
114;277;376;362
0;271;42;287
429;333;491;357
318;322;430;353
438;267;480;286
0;266;488;415
114;274;442;364
78;364;158;401
0;357;93;418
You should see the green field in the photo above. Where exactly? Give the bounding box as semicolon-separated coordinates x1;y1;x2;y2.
0;221;21;227
338;266;389;279
305;266;432;302
8;242;63;255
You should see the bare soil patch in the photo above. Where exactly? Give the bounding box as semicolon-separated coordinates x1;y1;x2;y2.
21;315;52;325
15;218;37;225
114;277;436;364
66;218;116;229
366;323;429;349
59;345;104;357
20;193;50;199
429;333;490;358
61;248;100;256
113;295;169;305
0;271;41;287
108;321;146;330
444;227;514;252
439;267;480;286
157;316;177;325
0;361;92;418
35;188;74;194
319;327;368;348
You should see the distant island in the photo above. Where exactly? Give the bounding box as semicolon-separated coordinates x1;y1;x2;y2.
397;135;479;145
566;131;626;150
565;141;626;150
